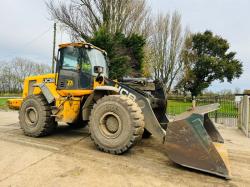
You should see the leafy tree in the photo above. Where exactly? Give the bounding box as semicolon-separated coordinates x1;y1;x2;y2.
176;31;243;97
90;28;146;79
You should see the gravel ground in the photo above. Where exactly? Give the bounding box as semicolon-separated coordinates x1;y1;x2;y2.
0;111;250;187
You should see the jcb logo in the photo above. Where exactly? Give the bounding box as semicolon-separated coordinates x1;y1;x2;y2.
67;80;74;87
118;86;136;101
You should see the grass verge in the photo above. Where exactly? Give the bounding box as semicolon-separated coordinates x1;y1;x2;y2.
0;98;10;110
167;99;238;117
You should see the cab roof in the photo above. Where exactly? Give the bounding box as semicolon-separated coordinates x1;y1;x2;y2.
59;42;106;54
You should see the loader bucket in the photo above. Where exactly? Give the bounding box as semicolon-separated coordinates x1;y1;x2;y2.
165;104;231;179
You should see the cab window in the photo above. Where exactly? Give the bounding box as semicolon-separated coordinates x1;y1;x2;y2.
62;47;79;71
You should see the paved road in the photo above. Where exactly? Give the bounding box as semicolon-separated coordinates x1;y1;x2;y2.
0;111;250;187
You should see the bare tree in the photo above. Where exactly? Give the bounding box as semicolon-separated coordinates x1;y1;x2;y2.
0;58;51;94
46;0;151;41
148;11;188;93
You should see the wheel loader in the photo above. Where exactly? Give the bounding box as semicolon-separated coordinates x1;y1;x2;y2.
8;42;231;179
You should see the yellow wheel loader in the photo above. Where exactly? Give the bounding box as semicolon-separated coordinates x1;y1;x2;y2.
8;42;231;179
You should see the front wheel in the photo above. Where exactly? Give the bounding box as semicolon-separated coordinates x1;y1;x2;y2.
19;94;57;137
89;95;145;154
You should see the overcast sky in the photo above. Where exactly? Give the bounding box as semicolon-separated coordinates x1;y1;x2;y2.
0;0;249;92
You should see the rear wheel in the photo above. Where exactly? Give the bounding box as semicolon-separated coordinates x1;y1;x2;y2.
89;95;144;154
19;94;57;137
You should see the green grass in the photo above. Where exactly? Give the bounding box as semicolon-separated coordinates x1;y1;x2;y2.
198;101;238;117
167;100;192;115
167;99;238;117
0;98;10;110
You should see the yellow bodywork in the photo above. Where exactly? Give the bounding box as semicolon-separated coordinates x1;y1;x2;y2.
55;97;82;123
8;99;23;110
8;73;104;123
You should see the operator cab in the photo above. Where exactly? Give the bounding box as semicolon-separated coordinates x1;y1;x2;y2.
56;43;108;90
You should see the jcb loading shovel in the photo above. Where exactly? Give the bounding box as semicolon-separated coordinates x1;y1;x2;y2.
165;104;231;179
8;42;230;180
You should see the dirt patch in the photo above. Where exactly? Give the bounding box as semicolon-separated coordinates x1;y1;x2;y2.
0;111;250;186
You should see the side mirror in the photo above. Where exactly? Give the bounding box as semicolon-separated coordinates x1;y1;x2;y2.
94;66;104;74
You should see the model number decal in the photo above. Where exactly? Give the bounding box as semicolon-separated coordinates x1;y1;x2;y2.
43;78;55;83
67;80;74;87
118;86;136;101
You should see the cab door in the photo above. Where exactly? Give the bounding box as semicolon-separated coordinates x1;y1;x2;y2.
57;47;92;90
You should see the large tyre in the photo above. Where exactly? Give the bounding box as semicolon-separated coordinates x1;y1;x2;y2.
89;95;144;154
19;94;57;137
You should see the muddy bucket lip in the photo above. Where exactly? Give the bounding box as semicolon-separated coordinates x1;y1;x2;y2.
178;163;231;180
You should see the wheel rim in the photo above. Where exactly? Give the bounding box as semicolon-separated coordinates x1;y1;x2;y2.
25;107;38;127
99;112;122;139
